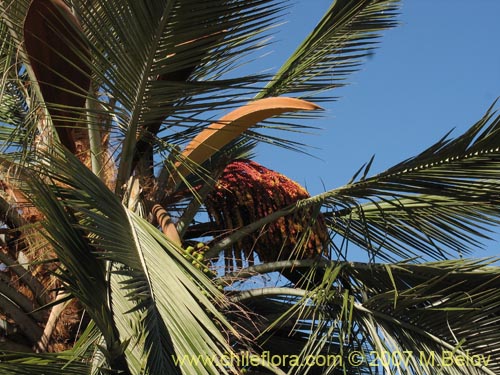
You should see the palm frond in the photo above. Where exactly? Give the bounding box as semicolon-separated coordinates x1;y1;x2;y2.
325;194;498;261
15;147;242;374
109;210;241;375
0;354;91;375
234;259;500;375
256;0;400;100
0;17;35;154
69;0;286;185
9;155;125;368
316;100;500;260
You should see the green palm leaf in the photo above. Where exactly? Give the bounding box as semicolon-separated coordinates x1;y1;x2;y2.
231;259;500;375
11;148;241;374
109;211;239;375
256;0;400;100
322;100;500;260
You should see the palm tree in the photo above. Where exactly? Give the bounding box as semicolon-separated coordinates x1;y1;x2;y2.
0;0;499;374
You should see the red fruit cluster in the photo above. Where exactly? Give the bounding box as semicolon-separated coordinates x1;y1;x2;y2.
205;160;328;270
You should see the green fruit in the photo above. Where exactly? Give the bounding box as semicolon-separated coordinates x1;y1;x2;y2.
196;253;204;261
185;246;194;254
196;242;205;249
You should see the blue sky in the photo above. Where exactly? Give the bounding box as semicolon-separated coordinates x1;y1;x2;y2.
252;0;500;257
